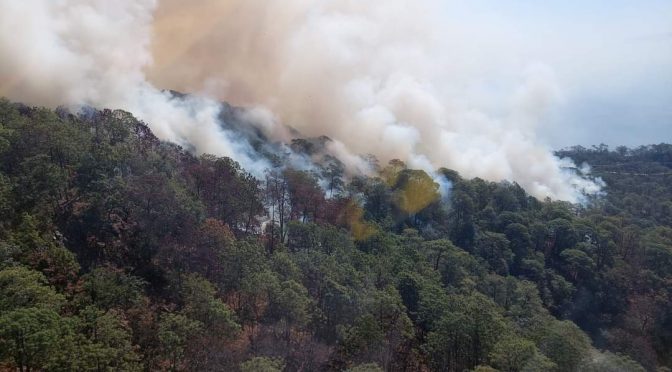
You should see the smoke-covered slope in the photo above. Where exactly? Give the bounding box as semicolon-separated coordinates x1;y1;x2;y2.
0;0;605;202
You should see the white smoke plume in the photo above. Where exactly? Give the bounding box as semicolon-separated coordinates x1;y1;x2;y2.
0;0;603;202
0;0;269;177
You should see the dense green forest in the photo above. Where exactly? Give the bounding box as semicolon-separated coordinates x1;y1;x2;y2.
0;98;671;371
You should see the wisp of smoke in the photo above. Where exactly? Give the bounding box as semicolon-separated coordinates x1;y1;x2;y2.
0;0;603;202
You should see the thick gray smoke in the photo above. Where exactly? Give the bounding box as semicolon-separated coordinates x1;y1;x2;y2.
0;0;603;202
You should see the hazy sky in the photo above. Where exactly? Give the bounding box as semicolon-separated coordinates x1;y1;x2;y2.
442;0;672;149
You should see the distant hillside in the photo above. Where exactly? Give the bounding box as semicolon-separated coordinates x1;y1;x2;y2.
558;144;672;225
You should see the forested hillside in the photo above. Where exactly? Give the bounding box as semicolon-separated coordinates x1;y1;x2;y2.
0;99;670;371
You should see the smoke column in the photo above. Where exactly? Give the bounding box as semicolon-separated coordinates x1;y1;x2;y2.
0;0;270;176
0;0;603;202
